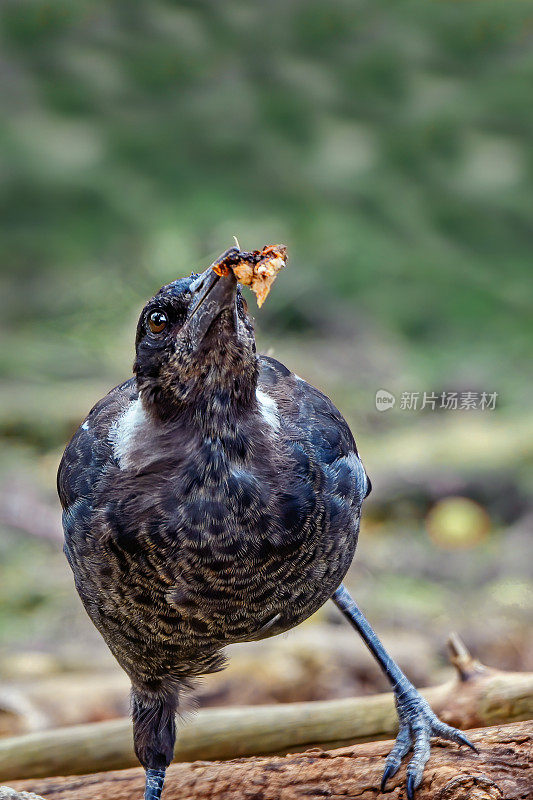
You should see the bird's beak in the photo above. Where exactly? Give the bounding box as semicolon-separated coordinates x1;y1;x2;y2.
184;263;238;345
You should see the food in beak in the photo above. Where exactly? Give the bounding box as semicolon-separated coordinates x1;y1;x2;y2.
212;244;287;307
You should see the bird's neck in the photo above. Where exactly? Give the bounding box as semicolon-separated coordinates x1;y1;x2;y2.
140;357;260;435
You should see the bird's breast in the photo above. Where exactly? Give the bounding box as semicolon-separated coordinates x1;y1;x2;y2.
86;428;360;666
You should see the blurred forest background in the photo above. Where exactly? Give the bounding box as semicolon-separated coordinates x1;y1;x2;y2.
0;0;532;732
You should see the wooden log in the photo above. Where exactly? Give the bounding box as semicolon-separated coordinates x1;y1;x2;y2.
1;637;532;782
0;626;433;736
9;720;533;800
0;673;130;736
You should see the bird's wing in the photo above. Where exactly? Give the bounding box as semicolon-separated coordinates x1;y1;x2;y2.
57;378;137;512
258;355;371;505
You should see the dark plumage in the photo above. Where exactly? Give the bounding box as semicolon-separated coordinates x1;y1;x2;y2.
58;249;474;800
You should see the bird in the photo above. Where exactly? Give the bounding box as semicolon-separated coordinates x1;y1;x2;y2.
57;246;476;800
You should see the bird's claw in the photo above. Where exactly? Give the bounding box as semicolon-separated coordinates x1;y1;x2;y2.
380;764;395;792
380;689;477;796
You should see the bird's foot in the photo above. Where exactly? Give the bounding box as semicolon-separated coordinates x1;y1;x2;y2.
381;687;477;798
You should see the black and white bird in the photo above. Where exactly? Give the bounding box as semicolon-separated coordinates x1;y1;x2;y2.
58;247;475;800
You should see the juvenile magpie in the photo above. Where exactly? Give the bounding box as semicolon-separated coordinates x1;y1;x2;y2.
58;246;475;800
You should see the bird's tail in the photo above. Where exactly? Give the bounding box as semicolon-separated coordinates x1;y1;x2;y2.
144;768;166;800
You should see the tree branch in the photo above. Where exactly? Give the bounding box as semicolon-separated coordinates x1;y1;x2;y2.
8;720;533;800
1;637;532;782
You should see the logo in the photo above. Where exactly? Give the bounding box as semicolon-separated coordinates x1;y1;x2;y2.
375;389;396;411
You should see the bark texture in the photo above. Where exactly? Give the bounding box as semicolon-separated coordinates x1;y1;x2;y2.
10;720;533;800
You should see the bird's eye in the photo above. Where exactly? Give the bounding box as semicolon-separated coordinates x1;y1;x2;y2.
148;310;168;333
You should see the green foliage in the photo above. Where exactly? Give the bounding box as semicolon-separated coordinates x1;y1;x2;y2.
0;0;531;445
1;2;531;668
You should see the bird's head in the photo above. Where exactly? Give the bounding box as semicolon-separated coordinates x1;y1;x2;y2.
134;252;258;421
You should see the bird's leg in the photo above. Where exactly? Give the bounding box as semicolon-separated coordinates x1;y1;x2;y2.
144;769;166;800
332;584;476;799
131;688;178;800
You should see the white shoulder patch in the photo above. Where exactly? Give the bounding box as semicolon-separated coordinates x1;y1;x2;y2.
256;388;280;431
109;397;149;469
81;420;89;431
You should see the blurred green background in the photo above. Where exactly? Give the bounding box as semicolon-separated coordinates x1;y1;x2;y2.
1;0;532;706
